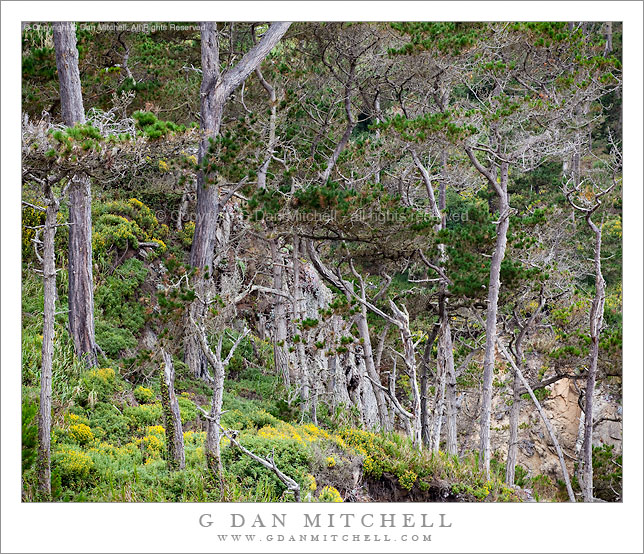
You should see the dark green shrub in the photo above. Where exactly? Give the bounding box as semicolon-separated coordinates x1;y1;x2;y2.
22;401;38;472
89;403;130;444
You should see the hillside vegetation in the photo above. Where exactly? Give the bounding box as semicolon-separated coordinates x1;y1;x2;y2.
22;21;622;503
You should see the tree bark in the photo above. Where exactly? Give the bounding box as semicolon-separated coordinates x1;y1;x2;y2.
67;175;97;366
419;339;433;447
53;23;85;124
582;215;606;502
464;154;511;478
505;374;521;486
186;22;291;378
161;349;185;471
270;238;291;387
193;317;249;481
292;236;310;417
37;186;61;499
53;22;97;366
412;148;458;454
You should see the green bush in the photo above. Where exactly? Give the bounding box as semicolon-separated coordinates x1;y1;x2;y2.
177;395;198;425
222;434;312;498
95;321;138;358
93;198;167;257
88;403;130;444
95;258;149;358
22;401;38;472
52;446;95;489
124;403;163;432
80;367;117;404
592;444;622;502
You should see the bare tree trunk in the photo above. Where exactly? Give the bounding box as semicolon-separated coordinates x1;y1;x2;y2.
292;236;310;417
582;216;606;502
53;22;97;366
193;317;249;481
603;21;613;57
270;238;291;387
37;186;61;499
389;301;422;447
419;340;432;447
186;22;291;378
412;147;458;454
206;358;225;479
505;374;521;486
468;157;510;478
430;361;446;452
220;427;301;501
355;308;390;431
254;45;277;190
53;23;85;124
67;176;97;366
437;147;458;456
497;340;576;502
160;350;185;471
442;321;458;456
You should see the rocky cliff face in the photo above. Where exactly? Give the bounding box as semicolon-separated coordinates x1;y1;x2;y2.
456;357;622;487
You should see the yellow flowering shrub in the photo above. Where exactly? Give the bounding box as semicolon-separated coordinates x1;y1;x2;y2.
317;486;343;502
178;221;195;247
326;456;336;468
53;447;94;485
134;385;156;404
70;423;95;445
124;403;163;430
92;197;166;256
81;367;116;403
304;474;317;491
137;425;166;458
398;469;418;491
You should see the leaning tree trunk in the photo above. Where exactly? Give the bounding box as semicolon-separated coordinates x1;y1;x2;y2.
437;147;458;456
497;340;576;502
389;300;422;447
160;350;185;470
354;306;391;431
53;22;97;366
582;216;606;502
186;21;291;378
37;186;61;499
